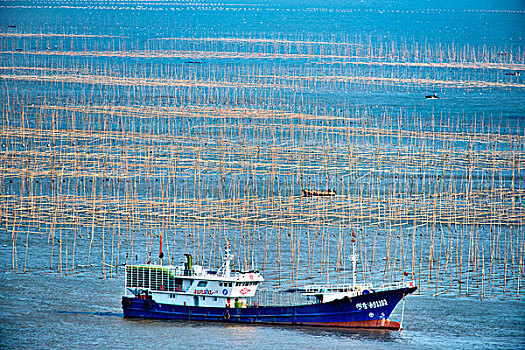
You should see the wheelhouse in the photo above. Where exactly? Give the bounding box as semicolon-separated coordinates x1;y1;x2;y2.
124;244;264;308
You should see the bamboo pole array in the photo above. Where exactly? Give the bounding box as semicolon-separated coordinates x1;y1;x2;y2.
0;29;523;299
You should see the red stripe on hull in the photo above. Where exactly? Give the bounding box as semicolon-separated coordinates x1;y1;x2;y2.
293;319;402;331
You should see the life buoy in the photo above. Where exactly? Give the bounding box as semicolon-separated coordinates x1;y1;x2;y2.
224;310;230;320
176;285;182;292
160;285;165;291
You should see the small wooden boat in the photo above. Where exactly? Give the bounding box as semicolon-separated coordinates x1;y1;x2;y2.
302;189;336;197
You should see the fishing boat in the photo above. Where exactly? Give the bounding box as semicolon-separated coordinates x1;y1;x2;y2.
122;238;417;330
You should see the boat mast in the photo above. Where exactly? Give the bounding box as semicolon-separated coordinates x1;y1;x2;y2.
224;240;232;277
218;239;233;277
351;230;357;287
158;230;164;265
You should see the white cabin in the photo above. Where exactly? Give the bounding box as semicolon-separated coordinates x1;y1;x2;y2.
124;244;264;308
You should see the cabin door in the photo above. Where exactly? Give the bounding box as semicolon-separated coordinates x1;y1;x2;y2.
193;296;199;307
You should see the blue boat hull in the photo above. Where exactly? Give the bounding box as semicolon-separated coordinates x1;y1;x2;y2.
122;286;416;330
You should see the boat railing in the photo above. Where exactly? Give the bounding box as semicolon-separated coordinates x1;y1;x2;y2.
303;280;415;294
303;283;373;294
247;289;318;307
372;280;415;292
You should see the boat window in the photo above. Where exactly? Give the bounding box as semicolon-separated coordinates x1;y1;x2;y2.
197;281;207;287
219;282;223;287
229;282;232;287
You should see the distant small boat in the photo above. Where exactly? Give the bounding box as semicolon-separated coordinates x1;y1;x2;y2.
425;93;439;99
505;72;520;76
8;25;16;28
302;189;336;197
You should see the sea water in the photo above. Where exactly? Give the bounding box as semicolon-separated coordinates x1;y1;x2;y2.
0;0;524;349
